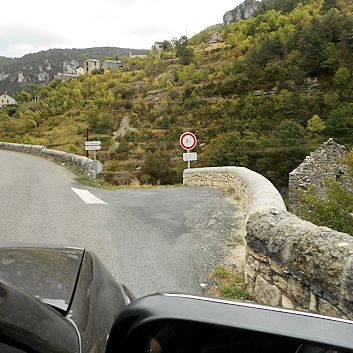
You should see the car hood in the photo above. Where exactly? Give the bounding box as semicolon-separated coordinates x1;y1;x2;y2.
0;246;84;313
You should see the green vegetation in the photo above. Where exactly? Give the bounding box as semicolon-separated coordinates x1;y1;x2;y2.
300;152;353;234
209;265;249;300
1;0;353;188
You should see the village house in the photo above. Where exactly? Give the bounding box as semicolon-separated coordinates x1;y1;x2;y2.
54;72;81;83
101;60;124;70
208;32;224;44
84;59;100;73
129;52;147;59
0;93;17;108
151;41;163;52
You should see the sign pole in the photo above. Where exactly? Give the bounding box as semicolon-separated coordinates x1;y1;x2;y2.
187;150;191;169
85;141;102;179
93;149;97;180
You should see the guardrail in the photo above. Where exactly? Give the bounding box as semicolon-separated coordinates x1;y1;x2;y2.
0;142;96;179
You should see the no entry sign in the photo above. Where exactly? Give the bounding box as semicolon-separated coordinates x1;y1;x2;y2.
179;132;197;150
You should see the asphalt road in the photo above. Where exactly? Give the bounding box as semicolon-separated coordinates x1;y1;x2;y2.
0;150;238;297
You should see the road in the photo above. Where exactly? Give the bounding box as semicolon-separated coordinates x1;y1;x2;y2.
0;150;238;297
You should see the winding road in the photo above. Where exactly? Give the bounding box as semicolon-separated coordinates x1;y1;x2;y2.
0;150;238;297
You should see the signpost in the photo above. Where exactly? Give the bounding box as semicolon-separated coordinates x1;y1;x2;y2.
183;152;197;162
179;132;197;169
85;141;101;179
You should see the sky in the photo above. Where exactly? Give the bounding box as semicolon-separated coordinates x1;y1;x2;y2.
0;0;242;58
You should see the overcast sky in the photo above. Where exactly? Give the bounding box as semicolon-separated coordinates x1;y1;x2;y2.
0;0;242;58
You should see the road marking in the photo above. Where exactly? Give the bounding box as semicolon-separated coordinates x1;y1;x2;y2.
71;187;107;205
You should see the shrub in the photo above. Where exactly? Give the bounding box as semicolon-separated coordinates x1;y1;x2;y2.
142;151;176;184
301;180;353;235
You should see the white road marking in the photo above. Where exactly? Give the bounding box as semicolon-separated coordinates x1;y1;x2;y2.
71;187;107;205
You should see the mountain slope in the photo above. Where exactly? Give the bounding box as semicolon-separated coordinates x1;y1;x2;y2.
0;47;148;94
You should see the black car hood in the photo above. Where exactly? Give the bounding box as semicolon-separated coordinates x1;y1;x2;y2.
0;246;84;313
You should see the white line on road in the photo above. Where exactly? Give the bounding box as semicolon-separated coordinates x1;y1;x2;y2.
71;187;107;205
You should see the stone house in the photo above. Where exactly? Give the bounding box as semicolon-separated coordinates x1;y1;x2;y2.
0;93;17;108
129;52;147;59
288;138;352;214
151;41;163;52
208;32;224;44
76;67;85;76
54;73;80;82
84;59;100;73
101;60;123;70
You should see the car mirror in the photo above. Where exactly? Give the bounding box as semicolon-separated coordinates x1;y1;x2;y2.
105;294;353;353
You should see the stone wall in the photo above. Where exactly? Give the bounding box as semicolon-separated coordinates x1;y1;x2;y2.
184;167;353;319
0;142;96;179
289;138;351;215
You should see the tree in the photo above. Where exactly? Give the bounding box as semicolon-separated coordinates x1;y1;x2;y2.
142;151;176;184
161;40;172;51
306;115;326;134
322;0;338;12
175;36;195;65
326;104;353;145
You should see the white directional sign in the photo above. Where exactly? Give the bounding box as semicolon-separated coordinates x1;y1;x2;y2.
85;141;101;146
85;141;101;151
183;152;197;162
179;132;197;151
85;145;101;151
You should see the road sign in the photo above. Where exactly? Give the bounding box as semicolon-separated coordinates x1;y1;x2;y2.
183;152;197;162
180;132;197;150
85;140;101;146
85;145;101;151
85;141;101;151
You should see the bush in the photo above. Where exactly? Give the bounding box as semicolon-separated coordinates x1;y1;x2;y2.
300;154;353;235
142;151;176;184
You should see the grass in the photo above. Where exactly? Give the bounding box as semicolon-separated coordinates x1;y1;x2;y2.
74;176;118;189
74;176;181;190
208;265;250;301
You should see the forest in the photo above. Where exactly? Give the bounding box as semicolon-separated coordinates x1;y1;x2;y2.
0;0;352;193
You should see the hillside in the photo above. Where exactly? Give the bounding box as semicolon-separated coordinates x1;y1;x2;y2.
0;47;148;94
0;0;352;190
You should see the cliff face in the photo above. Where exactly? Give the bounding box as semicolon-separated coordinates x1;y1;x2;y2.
223;0;260;25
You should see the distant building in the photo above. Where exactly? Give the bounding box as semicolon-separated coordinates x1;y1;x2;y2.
53;65;84;82
76;67;85;76
0;93;17;108
54;73;80;82
63;60;80;74
84;59;100;73
102;60;124;70
208;32;224;44
151;41;163;52
129;52;147;59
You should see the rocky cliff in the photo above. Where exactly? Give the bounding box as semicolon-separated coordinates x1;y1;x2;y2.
223;0;260;25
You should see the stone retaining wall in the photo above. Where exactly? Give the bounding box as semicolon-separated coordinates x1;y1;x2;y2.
184;167;353;319
0;142;96;179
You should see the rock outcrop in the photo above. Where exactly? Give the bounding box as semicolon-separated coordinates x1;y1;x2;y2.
223;0;259;25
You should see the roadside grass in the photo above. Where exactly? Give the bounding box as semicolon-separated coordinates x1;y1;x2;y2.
74;175;182;190
74;176;120;190
208;265;249;301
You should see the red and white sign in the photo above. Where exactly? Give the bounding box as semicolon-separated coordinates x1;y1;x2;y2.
179;132;197;151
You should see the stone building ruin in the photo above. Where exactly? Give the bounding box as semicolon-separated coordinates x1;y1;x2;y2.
289;138;352;215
